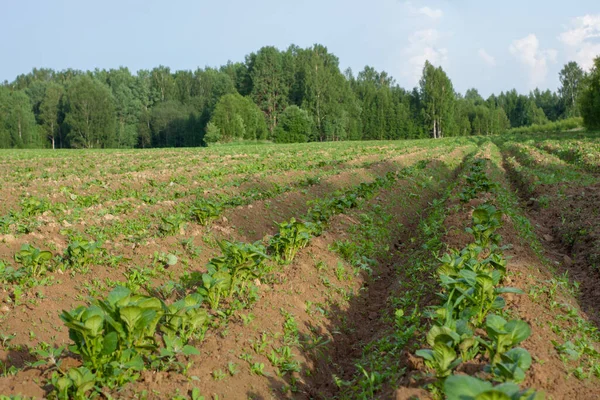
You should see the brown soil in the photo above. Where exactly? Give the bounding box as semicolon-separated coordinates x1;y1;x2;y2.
0;144;466;399
0;148;448;354
301;158;462;399
502;150;600;327
393;145;600;399
6;140;598;399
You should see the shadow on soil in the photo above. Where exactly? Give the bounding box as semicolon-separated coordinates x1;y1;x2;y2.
254;160;458;399
500;148;600;329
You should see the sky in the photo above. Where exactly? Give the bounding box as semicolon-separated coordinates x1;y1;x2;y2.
1;0;599;97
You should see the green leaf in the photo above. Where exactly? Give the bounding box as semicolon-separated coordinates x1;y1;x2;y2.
415;349;435;361
493;382;522;397
38;250;53;261
492;296;506;310
119;306;142;333
496;287;524;294
445;375;493;400
433;342;459;375
166;254;178;266
486;314;508;334
106;286;131;306
505;320;531;345
182;345;200;356
473;391;512;400
83;314;104;337
502;347;532;370
123;355;144;370
101;331;119;355
427;325;461;347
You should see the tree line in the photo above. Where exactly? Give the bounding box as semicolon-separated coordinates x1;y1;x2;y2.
0;44;595;149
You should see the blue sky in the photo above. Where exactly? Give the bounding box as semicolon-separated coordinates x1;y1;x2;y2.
2;0;599;97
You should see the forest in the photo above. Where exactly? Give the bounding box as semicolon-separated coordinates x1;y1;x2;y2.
0;43;597;149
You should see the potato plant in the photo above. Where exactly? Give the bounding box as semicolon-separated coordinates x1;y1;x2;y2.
61;239;104;271
14;244;53;278
268;218;313;262
479;314;532;366
414;157;538;398
57;286;209;396
444;375;542;400
190;198;222;225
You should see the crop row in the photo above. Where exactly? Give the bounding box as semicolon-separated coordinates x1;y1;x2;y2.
0;139;476;217
0;143;456;236
0;141;425;191
501;142;598;189
1;156;425;398
413;157;542;399
532;139;600;173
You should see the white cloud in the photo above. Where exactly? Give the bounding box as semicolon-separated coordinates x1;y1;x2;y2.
403;29;448;86
478;49;496;67
398;2;447;86
559;14;600;70
418;6;443;20
509;34;557;88
404;2;443;21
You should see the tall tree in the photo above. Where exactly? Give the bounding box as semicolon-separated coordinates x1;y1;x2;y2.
273;105;314;143
295;45;360;141
39;83;64;149
354;66;398;140
150;66;176;103
64;76;116;148
210;93;267;142
250;46;289;137
464;88;484;105
193;68;236;111
0;87;10;147
579;57;600;130
220;61;252;96
419;61;455;138
149;100;195;147
559;61;585;118
524;99;548;125
100;67;143;148
2;90;40;147
530;88;562;121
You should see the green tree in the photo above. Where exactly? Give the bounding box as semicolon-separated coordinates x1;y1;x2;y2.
294;45;361;141
354;66;399;140
491;107;511;134
150;66;176;103
149;100;195;147
100;67;143;148
274;105;314;143
496;90;528;127
453;98;472;136
0;87;12;147
531;88;562;121
464;88;484;105
204;121;221;144
524;100;548;125
579;57;600;130
419;61;455;138
64;76;116;148
39;83;64;149
1;90;40;147
210;93;267;142
193;68;236;111
559;61;585;118
137;108;152;148
220;61;252;96
250;46;289;136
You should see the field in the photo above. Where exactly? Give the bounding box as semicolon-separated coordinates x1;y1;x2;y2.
1;134;600;399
